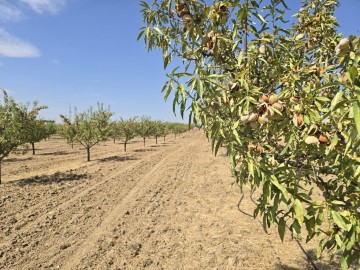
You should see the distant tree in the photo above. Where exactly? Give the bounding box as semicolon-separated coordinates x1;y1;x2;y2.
58;107;77;149
159;121;170;142
60;103;113;161
151;120;164;144
0;90;46;183
20;102;51;155
119;117;138;152
137;116;154;147
109;121;122;144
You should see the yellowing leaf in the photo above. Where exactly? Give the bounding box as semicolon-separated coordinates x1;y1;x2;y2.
294;199;304;224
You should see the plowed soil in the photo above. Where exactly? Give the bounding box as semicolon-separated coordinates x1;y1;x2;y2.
0;131;344;269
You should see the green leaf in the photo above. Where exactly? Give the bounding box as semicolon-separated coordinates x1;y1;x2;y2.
278;217;286;242
331;211;347;231
352;101;360;135
280;134;294;155
331;91;343;111
294;199;304;224
197;78;204;99
270;175;289;201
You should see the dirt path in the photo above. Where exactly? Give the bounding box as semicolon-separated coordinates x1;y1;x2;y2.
0;131;344;269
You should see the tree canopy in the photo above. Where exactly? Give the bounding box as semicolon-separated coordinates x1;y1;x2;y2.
140;0;360;268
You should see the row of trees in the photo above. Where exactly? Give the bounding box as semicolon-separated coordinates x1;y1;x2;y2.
140;0;359;268
0;91;189;182
59;106;190;161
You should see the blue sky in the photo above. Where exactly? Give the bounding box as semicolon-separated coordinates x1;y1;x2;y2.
0;0;359;123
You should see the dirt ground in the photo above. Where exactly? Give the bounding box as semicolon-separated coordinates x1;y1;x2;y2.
0;131;347;269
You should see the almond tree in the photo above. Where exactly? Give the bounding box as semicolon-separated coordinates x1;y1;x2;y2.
140;1;360;267
159;121;170;142
151;120;163;144
20;102;51;155
137;116;154;147
119;117;137;152
58;107;77;149
0;90;46;183
60;103;113;161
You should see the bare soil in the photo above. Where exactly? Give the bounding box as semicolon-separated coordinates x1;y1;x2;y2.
0;131;345;269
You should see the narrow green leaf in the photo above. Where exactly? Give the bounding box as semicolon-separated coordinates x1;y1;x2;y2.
331;91;343;111
280;134;294;155
294;199;304;224
352;101;360;135
278;217;286;242
331;211;347;230
270;175;289;201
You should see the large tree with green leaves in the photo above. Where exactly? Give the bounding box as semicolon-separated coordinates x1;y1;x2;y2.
0;90;46;183
60;103;113;161
140;0;360;268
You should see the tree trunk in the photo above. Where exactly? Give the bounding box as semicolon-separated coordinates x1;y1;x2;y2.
164;136;166;142
87;146;91;161
124;141;127;152
32;142;35;155
143;137;146;148
0;160;2;184
71;142;74;149
114;138;116;144
156;137;158;145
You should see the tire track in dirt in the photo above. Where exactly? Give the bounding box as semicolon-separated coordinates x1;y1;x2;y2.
0;141;177;241
3;138;176;183
58;138;197;270
1;140;176;229
0;135;192;270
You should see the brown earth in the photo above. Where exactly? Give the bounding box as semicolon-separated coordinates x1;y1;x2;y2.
0;131;346;269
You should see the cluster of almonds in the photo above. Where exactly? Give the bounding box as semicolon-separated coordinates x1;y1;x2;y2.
248;142;264;153
305;124;331;145
175;2;192;21
335;38;350;56
240;93;286;126
203;31;217;51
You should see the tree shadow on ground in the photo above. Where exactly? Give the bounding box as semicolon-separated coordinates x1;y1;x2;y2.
12;171;88;187
4;157;33;163
134;148;156;153
38;151;71;156
274;249;357;270
97;155;137;163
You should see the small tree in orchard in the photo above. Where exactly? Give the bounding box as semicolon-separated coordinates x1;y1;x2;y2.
19;102;50;155
58;107;77;149
137;116;154;147
151;120;164;144
119;117;138;152
109;121;122;144
141;0;360;268
160;121;170;142
0;91;46;183
60;103;113;161
44;120;57;140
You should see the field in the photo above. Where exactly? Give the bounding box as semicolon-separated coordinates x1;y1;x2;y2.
0;130;342;269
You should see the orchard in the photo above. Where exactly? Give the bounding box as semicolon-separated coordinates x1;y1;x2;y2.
139;0;360;268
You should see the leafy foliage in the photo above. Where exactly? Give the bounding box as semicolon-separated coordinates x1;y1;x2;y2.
137;115;155;147
118;117;138;152
60;103;113;161
140;0;360;267
0;90;47;182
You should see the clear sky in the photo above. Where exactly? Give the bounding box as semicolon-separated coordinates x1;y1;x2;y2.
0;0;359;123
